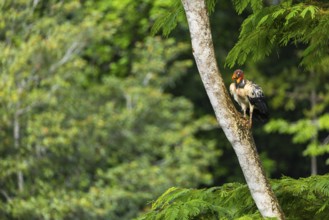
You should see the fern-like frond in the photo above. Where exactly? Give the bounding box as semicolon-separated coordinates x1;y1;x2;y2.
151;1;184;37
300;5;318;19
232;0;263;14
226;1;327;69
273;175;329;219
151;0;217;37
152;187;190;210
138;174;329;220
206;0;217;14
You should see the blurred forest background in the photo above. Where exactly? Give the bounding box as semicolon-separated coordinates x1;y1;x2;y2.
1;0;329;219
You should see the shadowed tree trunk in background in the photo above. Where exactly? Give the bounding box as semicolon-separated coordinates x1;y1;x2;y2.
14;102;24;192
180;0;285;219
310;82;318;176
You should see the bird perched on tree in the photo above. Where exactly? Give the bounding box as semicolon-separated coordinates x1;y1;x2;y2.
229;69;269;127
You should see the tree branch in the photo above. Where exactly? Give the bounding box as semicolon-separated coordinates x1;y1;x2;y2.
49;41;83;73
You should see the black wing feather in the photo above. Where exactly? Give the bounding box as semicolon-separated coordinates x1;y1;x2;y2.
248;96;268;114
248;96;269;122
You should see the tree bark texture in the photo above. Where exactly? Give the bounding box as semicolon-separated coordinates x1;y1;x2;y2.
181;0;285;219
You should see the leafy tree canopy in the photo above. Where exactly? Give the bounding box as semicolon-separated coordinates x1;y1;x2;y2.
0;0;221;219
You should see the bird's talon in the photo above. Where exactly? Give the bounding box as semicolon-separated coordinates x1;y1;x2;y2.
241;117;249;128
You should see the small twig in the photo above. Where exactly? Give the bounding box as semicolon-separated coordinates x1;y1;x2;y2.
322;134;329;145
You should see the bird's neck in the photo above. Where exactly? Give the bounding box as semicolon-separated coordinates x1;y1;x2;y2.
236;79;246;88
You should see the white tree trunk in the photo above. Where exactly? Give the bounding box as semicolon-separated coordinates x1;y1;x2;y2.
181;0;285;219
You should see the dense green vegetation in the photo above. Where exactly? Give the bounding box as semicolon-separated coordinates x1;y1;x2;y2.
139;175;329;220
0;0;329;219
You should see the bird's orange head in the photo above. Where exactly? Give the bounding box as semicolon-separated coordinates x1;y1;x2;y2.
232;69;244;84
